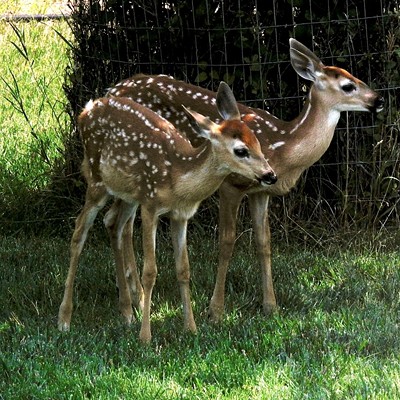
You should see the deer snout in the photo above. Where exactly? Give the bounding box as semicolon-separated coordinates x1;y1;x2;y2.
258;171;278;186
372;96;384;113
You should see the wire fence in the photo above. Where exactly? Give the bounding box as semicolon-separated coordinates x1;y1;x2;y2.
63;0;399;240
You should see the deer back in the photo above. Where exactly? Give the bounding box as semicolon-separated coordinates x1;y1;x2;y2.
79;94;275;212
106;40;383;195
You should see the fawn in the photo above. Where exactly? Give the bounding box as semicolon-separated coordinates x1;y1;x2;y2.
58;82;277;342
106;38;384;322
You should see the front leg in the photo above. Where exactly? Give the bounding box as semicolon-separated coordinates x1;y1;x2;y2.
139;207;158;344
208;182;245;322
248;192;277;315
170;218;197;334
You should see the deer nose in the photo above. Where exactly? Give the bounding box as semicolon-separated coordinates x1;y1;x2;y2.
259;171;277;185
373;96;384;112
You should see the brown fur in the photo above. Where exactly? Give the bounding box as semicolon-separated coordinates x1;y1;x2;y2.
58;87;275;342
105;39;383;323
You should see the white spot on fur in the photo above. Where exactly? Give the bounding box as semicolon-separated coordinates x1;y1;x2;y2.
269;141;285;150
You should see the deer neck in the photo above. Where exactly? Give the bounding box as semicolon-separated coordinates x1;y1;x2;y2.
276;86;341;172
246;86;341;196
171;140;227;203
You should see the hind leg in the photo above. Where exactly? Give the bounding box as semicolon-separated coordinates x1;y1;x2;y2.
104;199;140;325
58;185;109;331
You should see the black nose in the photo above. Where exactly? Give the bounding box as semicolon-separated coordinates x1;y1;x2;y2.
373;96;384;112
261;171;277;185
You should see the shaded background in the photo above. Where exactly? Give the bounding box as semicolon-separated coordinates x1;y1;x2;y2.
48;0;400;242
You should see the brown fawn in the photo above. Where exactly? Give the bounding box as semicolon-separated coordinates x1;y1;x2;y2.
57;82;277;342
106;38;384;322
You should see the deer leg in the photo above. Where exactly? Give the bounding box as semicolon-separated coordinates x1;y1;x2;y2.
58;186;109;331
104;200;121;290
104;200;144;312
248;192;277;315
139;207;158;344
208;183;245;323
122;213;144;311
104;199;139;325
170;218;197;335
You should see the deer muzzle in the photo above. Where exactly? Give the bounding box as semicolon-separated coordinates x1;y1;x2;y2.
371;96;384;113
258;171;278;186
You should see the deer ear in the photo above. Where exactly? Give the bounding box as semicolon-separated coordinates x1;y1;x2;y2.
182;106;218;139
216;81;241;121
289;38;324;82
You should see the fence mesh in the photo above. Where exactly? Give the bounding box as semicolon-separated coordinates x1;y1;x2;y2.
64;0;400;241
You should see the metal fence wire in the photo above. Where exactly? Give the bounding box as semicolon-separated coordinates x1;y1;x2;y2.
65;0;400;238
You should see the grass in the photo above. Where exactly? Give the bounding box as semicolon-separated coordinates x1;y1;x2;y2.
1;232;400;399
1;1;400;398
0;0;72;196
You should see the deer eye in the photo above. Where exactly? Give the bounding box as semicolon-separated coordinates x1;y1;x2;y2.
342;83;356;93
234;147;249;158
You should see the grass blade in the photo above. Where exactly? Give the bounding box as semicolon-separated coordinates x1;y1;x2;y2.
8;22;30;62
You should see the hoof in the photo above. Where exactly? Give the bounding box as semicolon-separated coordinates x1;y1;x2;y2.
123;312;135;326
185;323;197;335
263;303;279;316
207;307;224;324
139;331;151;344
57;320;71;332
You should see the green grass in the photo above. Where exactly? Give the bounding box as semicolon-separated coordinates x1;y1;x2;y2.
0;1;72;195
1;232;399;399
1;1;400;398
